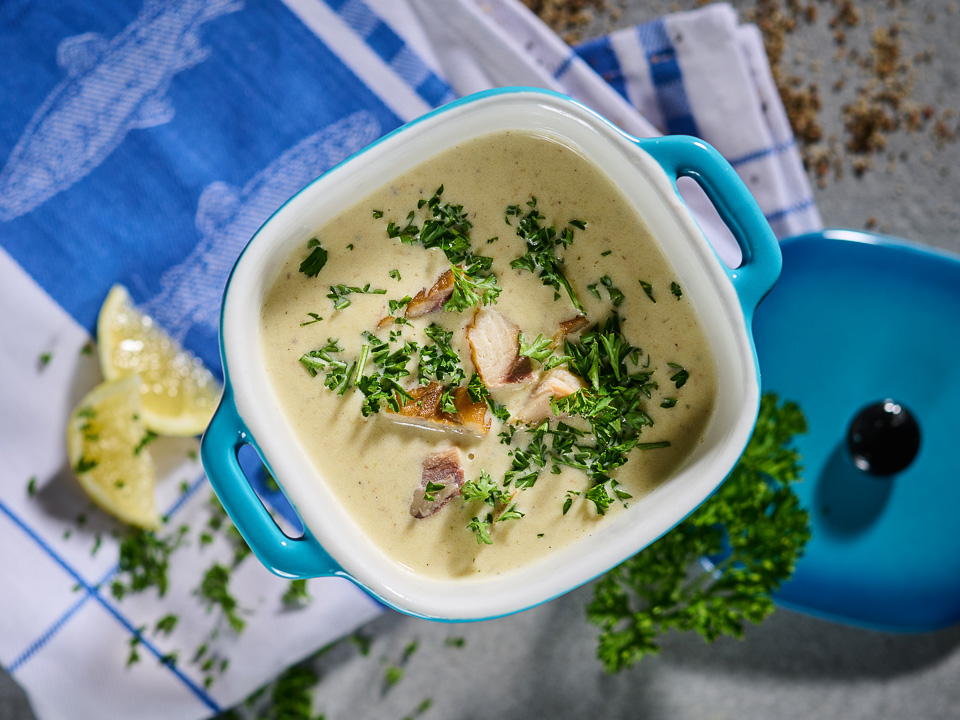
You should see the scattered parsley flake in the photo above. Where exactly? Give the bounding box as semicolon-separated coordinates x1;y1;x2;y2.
372;209;384;219
299;313;323;326
671;282;682;299
26;476;37;497
155;613;179;635
282;578;312;607
134;430;158;456
389;269;402;281
38;351;53;369
667;363;689;389
196;563;245;634
384;665;404;690
660;397;678;409
327;283;386;310
638;280;656;303
299;238;328;277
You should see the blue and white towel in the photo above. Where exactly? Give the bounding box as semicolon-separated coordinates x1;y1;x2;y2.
0;1;820;718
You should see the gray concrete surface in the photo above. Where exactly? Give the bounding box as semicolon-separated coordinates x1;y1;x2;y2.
3;1;958;718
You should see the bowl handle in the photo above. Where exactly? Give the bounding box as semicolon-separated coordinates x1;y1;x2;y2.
640;136;782;315
201;388;342;579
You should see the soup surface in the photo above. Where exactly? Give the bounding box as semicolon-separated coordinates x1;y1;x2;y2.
260;131;716;580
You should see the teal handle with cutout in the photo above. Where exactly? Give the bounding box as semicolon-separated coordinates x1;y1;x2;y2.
200;388;342;579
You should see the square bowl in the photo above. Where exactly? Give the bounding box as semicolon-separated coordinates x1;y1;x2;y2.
202;87;781;621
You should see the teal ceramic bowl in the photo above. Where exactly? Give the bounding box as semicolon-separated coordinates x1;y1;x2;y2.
201;87;781;621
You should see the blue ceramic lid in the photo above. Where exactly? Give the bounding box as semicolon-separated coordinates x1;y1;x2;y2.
753;229;960;631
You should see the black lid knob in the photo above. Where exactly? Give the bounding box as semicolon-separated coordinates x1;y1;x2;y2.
846;399;921;477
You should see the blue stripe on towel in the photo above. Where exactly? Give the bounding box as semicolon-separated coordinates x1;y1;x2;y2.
636;18;699;137
0;494;222;713
5;474;212;691
323;0;454;107
728;138;798;167
573;36;626;99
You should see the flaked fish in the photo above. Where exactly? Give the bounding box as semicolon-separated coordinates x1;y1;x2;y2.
466;308;533;388
410;447;465;518
386;381;490;435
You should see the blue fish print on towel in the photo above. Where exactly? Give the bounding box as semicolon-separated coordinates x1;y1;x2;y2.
143;110;382;347
0;0;242;222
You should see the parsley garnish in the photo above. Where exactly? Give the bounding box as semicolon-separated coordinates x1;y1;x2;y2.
638;280;656;303
155;613;178;635
111;527;188;600
467;514;494;545
671;281;682;299
660;397;678;409
327;283;386;310
133;430;158;456
389;269;401;281
282;578;312;607
518;332;552;363
467;372;510;422
422;481;446;503
372;209;383;219
446;256;502;312
667;362;689;388
508;197;584;311
298;238;328;277
299;313;323;326
196;563;245;633
417;324;465;389
354;335;416;416
26;476;37;497
588;394;810;672
38;351;52;369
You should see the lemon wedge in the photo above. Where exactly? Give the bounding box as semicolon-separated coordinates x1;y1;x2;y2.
97;284;220;436
66;375;161;529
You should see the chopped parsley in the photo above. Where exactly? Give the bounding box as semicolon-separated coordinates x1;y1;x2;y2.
667;363;689;389
299;313;323;326
422;481;446;503
417;324;465;390
508;197;584;312
467;373;510;422
372;209;383;219
638;280;656;303
588;394;810;672
154;613;178;635
133;430;158;456
26;476;37;497
327;283;386;310
671;281;682;299
111;526;188;601
282;578;312;607
298;238;328;277
196;562;245;633
385;186;501;312
38;351;52;369
389;269;401;281
660;397;678;409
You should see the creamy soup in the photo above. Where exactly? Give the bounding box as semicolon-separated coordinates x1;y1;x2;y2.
260;131;716;580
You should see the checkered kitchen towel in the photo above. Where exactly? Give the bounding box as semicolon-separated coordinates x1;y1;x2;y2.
0;1;820;718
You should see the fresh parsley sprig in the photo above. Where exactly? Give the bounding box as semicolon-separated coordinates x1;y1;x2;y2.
385;186;501;312
327;283;386;311
298;238;328;277
587;394;810;673
508;197;584;312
